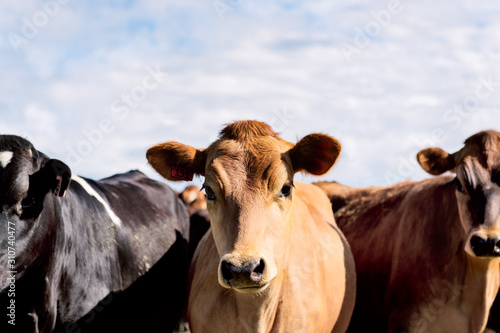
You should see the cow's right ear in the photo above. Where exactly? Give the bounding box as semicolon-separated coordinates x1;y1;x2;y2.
30;159;72;198
147;142;206;181
417;147;456;175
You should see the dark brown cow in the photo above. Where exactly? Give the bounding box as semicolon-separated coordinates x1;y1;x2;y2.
147;120;356;333
316;130;500;333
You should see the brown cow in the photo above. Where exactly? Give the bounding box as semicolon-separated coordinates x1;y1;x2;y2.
179;185;207;216
147;120;356;332
179;185;211;261
316;130;500;333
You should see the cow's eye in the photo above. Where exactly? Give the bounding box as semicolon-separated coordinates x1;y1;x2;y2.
203;185;216;201
21;196;35;210
20;195;40;219
454;177;465;194
280;183;293;198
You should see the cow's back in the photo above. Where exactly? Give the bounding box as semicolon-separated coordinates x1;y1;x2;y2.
316;177;467;332
324;181;414;331
98;171;189;280
65;171;190;333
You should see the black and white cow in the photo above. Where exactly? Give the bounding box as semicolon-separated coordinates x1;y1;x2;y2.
0;135;189;333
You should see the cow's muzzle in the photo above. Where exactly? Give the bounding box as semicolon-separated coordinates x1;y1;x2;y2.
470;235;500;257
218;256;270;292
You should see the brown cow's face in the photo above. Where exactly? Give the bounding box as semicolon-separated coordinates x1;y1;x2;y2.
418;130;500;258
147;120;341;293
455;156;500;258
202;137;295;292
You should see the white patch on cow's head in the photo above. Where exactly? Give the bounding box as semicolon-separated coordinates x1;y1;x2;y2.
0;151;14;168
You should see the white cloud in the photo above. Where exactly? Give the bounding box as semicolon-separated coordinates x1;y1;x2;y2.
0;0;499;193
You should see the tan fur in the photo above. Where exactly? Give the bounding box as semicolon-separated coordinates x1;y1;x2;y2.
147;120;355;333
146;142;205;181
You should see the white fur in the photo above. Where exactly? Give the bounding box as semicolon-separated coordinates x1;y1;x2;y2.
0;151;13;168
71;175;122;227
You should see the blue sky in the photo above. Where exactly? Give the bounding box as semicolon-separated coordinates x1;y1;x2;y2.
1;0;499;191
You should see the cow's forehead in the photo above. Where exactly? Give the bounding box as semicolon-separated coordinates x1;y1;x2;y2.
0;135;35;152
207;120;294;159
456;130;500;171
207;136;292;171
209;135;291;157
205;136;293;193
0;159;30;207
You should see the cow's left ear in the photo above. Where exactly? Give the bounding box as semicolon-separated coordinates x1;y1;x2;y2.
289;134;341;175
417;147;456;175
31;159;72;198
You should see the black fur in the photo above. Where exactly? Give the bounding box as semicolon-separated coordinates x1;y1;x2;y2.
0;136;189;332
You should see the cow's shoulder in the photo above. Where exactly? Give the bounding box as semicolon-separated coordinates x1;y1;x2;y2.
318;177;453;228
294;181;335;224
187;229;230;331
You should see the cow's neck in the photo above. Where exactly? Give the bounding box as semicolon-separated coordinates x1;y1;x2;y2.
231;275;284;332
229;231;294;332
413;181;500;332
460;256;500;330
47;191;121;321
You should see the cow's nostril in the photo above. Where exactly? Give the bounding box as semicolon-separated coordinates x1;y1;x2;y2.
495;240;500;254
250;259;265;281
221;261;235;282
470;235;500;257
470;235;486;250
221;259;266;283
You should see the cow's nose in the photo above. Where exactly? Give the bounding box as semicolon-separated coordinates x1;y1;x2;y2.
221;259;265;284
470;235;500;257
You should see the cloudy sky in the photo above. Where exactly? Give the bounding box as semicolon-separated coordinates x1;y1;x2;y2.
1;0;499;191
